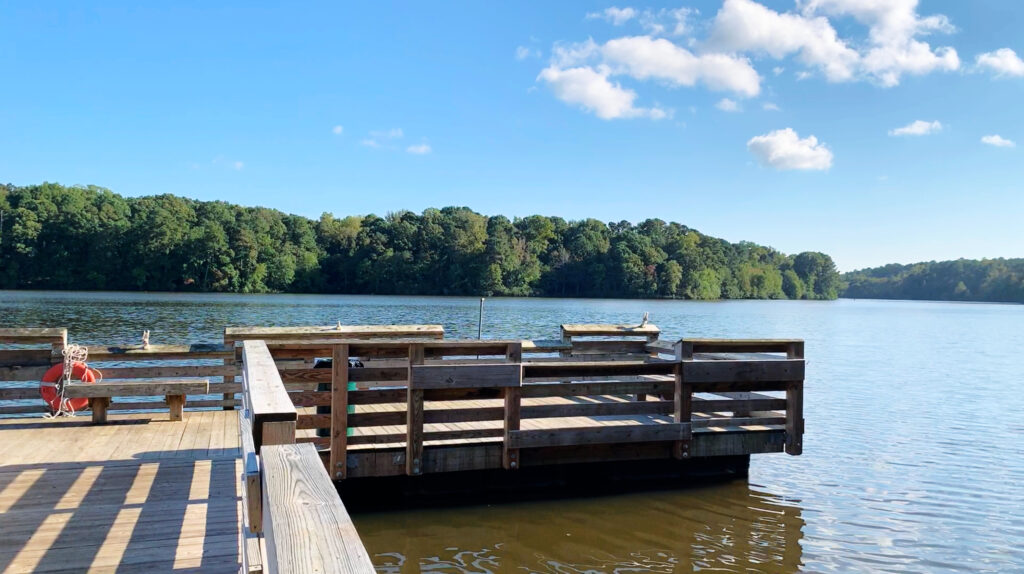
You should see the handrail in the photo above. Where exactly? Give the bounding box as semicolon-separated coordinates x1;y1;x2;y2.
242;339;297;450
239;339;374;573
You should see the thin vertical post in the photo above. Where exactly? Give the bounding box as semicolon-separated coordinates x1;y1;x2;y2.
406;343;425;475
673;341;693;459
503;342;523;470
478;298;485;339
329;344;349;480
785;380;804;455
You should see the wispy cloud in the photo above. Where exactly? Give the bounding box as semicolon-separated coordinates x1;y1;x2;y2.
362;128;404;148
332;125;344;135
762;102;780;111
889;120;942;136
981;134;1015;148
515;45;541;60
586;7;637;26
407;144;432;155
715;98;740;112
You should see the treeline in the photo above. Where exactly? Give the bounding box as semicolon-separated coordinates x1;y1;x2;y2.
842;259;1024;303
0;183;840;300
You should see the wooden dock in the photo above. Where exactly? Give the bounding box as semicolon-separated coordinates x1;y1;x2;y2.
0;412;241;573
1;323;806;573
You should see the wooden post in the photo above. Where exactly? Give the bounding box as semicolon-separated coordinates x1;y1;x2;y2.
505;341;522;363
787;341;805;359
328;344;349;480
166;394;185;422
785;380;804;455
406;343;425;476
673;341;692;459
262;421;296;446
90;397;110;424
502;368;523;470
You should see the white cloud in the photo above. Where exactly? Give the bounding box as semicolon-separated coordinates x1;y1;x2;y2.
516;45;541;61
716;98;740;112
639;7;698;36
407;144;432;154
332;125;344;135
708;0;958;87
586;7;637;26
763;102;781;111
709;0;859;82
747;128;833;170
976;48;1024;77
232;161;244;171
800;0;959;86
371;128;403;139
362;128;404;148
889;120;942;136
601;36;761;97
773;66;785;76
981;134;1015;148
537;65;668;119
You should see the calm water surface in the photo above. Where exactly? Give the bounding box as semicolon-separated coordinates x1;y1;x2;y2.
2;290;1023;573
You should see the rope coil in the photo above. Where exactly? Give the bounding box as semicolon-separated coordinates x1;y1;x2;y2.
44;343;101;418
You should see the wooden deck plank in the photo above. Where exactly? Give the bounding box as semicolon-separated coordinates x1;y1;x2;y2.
0;412;241;574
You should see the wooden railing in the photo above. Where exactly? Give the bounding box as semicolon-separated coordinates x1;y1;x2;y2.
253;336;805;478
238;339;373;574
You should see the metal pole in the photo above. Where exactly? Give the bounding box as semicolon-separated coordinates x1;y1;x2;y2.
478;297;485;339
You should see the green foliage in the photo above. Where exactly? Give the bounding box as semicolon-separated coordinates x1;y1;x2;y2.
842;259;1024;303
0;182;842;300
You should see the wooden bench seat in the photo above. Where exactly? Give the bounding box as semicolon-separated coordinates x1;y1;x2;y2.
65;378;210;423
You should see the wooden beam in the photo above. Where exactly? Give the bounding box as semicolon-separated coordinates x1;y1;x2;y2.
785;380;804;455
166;394;185;421
524;360;677;379
227;324;444;343
681;359;804;384
503;387;521;470
63;379;210;398
260;443;375;574
243;340;297;450
0;327;67;345
673;363;691;459
409;363;522;390
520;380;673;398
89;397;110;424
560;324;660;338
406;344;425;476
507;423;690;449
329;344;349;480
239;411;263;533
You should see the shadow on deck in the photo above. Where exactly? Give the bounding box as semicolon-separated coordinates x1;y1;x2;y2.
0;413;241;574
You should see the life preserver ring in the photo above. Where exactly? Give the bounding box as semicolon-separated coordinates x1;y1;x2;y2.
40;362;97;413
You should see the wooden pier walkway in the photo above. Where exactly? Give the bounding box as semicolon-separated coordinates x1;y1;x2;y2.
1;323;806;573
0;412;241;574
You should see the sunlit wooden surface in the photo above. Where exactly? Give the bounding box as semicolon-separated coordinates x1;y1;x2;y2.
0;411;241;573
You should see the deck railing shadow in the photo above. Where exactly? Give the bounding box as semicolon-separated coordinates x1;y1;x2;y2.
0;455;239;573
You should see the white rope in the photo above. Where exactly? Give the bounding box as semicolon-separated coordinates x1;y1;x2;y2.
44;343;94;418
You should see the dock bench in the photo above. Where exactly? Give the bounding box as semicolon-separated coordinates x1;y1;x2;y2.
65;378;210;423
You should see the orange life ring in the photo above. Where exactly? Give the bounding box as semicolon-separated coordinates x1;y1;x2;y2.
40;362;97;412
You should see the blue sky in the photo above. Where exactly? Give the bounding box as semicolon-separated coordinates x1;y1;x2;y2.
1;1;1022;271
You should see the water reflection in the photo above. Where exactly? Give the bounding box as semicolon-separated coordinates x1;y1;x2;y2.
356;481;804;573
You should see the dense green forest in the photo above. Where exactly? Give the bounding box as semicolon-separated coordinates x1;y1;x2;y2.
842;259;1024;303
0;183;840;300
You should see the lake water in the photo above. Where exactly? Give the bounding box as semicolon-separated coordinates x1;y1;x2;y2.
2;290;1023;573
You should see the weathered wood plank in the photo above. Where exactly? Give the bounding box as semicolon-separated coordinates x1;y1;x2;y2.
681;359;805;384
522;400;673;418
0;327;67;345
0;349;53;367
243;340;297;449
409;363;522;390
228;324;444;343
239;410;263;533
520;380;673;398
503;387;521;469
561;324;660;337
0;365;50;381
524;361;677;379
260;443;375;574
786;380;804;455
53;343;235;362
570;340;648;355
329;344;350;480
507;422;690;449
93;365;237;380
681;339;804;355
64;379;210;398
406;344;425;475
